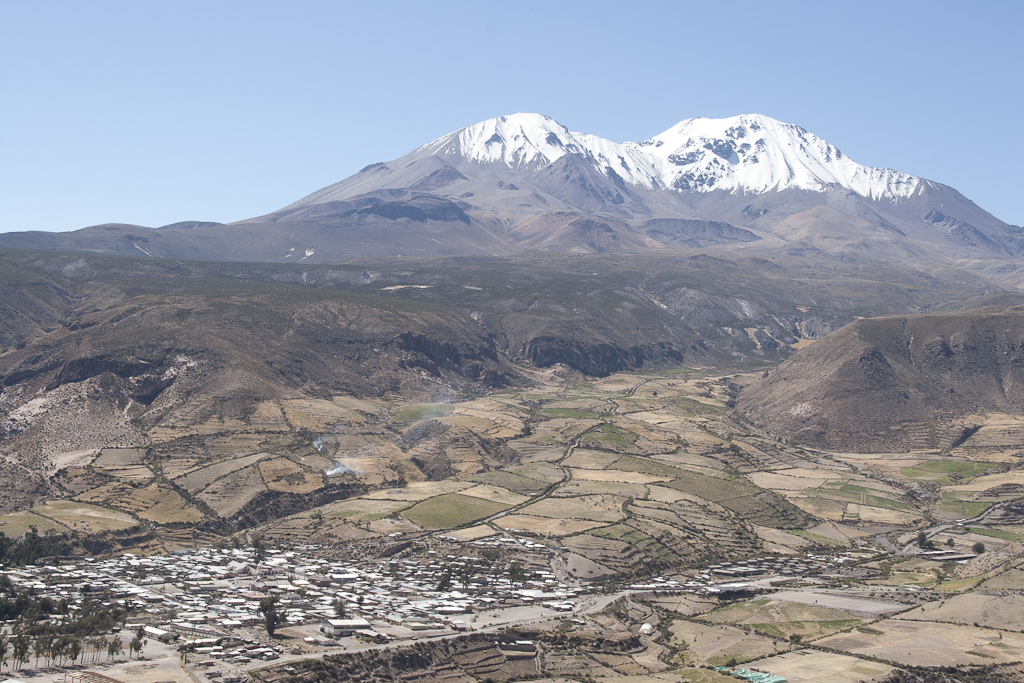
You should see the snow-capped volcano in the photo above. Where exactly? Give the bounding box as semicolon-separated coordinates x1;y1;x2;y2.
421;112;921;201
635;114;921;200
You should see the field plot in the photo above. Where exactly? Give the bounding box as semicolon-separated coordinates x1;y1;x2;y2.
34;501;137;533
174;451;268;491
320;497;410;522
401;493;509;529
466;469;549;493
92;448;144;467
704;598;861;640
246;400;290;431
894;593;1024;630
506;441;564;463
748;470;838;491
198;464;267;517
900;460;1000;484
570;468;670;484
768;591;907;615
281;398;365;430
667;620;785;667
580;422;640;452
0;510;68;535
495;514;608;536
205;433;268;458
458;484;528;506
747;650;892;683
518;495;626;522
364;481;472;502
259;457;324;493
817;620;1024;666
554;479;648;498
562;449;621;469
443;405;525;439
945;471;1024;493
138;488;204;524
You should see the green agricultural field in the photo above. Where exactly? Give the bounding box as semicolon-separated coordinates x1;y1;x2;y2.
581;422;639;451
400;493;510;529
901;461;999;484
395;403;453;422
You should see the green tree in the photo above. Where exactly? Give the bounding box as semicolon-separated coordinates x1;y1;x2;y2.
972;541;986;554
253;536;267;565
436;566;453;592
12;633;29;671
107;636;123;661
508;562;526;584
259;596;280;636
130;627;146;659
333;598;347;619
0;633;8;670
946;537;955;547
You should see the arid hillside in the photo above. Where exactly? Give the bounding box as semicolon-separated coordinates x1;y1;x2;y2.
736;308;1024;452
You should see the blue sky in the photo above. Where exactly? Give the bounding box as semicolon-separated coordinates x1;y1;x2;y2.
1;0;1021;232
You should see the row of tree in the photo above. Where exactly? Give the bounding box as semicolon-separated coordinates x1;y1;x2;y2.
0;628;146;672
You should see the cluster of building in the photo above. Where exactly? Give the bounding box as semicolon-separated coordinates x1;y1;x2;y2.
1;539;593;647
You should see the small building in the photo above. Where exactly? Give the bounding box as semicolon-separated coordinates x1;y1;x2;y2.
320;617;371;637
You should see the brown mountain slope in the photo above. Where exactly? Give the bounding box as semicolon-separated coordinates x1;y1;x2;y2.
735;308;1024;452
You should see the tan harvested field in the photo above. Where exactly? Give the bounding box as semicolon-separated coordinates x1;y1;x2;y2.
511;462;566;484
364;480;473;502
646;485;707;505
570;468;671;484
978;566;1024;590
260;457;324;493
93;464;154;482
705;599;862;640
458;484;529;506
174;451;269;491
495;514;609;536
668;620;785;667
138;488;203;524
768;591;907;615
748;650;893;683
198;463;266;517
554;480;648;498
247;400;290;430
755;526;812;552
147;414;249;442
508;441;565;463
35;501;136;532
561;449;621;469
320;497;410;522
74;481;138;505
92;447;144;467
267;470;323;493
845;504;919;524
367;516;421;534
444;406;524;438
946;471;1024;492
647;594;718;616
748;470;836;490
466;469;550;493
205;433;268;457
517;495;626;522
894;594;1024;630
281;398;364;430
817;620;1024;666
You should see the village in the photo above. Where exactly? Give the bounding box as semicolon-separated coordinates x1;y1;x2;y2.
0;525;909;683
